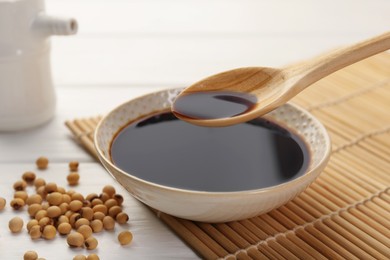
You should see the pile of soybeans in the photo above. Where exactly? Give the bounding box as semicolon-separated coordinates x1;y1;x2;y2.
0;157;133;260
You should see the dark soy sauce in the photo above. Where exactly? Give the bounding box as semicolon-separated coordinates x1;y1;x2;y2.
111;112;310;192
172;91;258;119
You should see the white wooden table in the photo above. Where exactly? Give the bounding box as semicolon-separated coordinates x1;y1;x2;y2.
1;1;389;259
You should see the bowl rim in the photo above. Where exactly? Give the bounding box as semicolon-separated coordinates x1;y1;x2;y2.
94;88;331;197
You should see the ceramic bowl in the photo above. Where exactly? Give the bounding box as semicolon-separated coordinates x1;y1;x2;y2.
95;88;331;222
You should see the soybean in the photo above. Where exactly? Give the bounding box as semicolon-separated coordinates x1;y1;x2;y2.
13;180;27;191
58;215;70;225
86;193;98;202
62;194;72;204
104;199;118;209
0;197;6;210
27;219;39;232
75;218;90;229
34;210;48;221
93;212;105;221
69;161;79;171
24;251;38;260
65;210;74;218
70;213;81;227
38;217;52;228
113;194;124;206
92;204;107;215
108;206;122;218
36;156;49;169
58;222;72;235
77;225;92;239
57;186;66;194
67;172;80;186
98;193;110;203
67;189;76;196
26;194;43;205
102;216;115;230
69;200;83;212
71;192;84;202
29;225;42;239
44;183;57;193
42;225;56;240
22;171;36;183
84;236;98;250
86;254;100;260
9;217;24;233
102;185;116;197
46;192;63;206
91;198;103;207
59;202;69;214
118;230;133;245
41;202;49;210
67;232;84;247
82;200;91;208
14;191;28;201
80;207;94;221
34;178;46;189
10;198;25;210
47;206;62;218
36;186;47;199
116;212;129;224
90;219;103;233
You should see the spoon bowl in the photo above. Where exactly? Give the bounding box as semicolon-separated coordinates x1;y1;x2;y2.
173;32;390;127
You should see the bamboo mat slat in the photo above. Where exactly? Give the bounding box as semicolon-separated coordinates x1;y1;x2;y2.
65;52;390;259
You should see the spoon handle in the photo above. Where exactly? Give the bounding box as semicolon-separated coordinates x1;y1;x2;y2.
290;31;390;90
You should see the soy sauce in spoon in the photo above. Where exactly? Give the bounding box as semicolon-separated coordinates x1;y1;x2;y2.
172;91;258;120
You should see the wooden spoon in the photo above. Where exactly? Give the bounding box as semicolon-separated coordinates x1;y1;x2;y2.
172;31;390;127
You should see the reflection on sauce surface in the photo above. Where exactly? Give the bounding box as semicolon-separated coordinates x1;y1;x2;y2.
111;112;309;192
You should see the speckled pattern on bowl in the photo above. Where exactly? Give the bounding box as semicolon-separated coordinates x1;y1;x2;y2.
95;88;331;222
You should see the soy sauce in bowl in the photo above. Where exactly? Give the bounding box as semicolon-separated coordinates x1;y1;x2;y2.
110;111;309;192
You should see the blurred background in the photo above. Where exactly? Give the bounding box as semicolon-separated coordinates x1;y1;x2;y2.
47;0;390;90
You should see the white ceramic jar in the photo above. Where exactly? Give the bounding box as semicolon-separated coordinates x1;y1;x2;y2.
0;0;77;131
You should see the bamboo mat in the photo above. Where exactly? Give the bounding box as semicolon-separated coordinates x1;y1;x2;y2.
66;52;390;260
